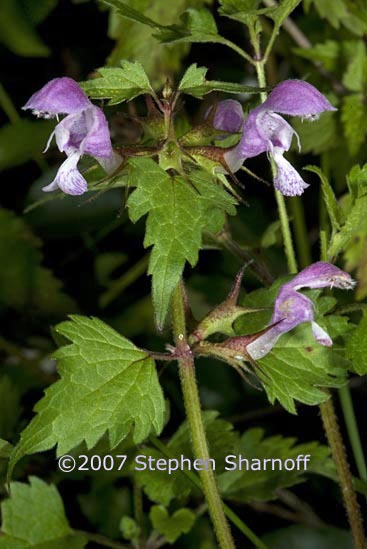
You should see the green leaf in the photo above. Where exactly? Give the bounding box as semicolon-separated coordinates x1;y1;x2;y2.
304;166;343;232
304;0;366;34
150;506;196;543
0;439;13;459
120;516;141;542
8;316;165;476
127;159;236;328
0;0;50;56
346;309;367;375
20;0;58;24
342;41;367;92
257;320;348;413
267;0;302;27
341;94;367;156
291;111;338;155
0;119;53;170
178;63;265;98
102;0;209;87
329;195;367;259
237;288;350;413
135;411;238;505
218;0;274;26
0;477;87;548
294;40;339;72
81;61;154;104
262;525;353;549
218;428;332;501
0;209;77;315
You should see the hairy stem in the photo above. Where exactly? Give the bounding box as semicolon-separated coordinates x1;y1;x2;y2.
320;398;365;547
251;27;365;544
171;282;236;549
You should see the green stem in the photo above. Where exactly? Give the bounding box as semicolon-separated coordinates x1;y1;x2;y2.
76;531;130;548
274;190;298;273
150;436;267;548
338;385;367;484
253;59;298;273
319;399;365;548
250;28;365;544
217;37;255;65
171;282;236;549
289;197;312;269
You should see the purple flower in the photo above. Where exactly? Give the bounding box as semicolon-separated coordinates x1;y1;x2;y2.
210;99;244;134
246;262;355;360
224;80;336;196
23;77;121;195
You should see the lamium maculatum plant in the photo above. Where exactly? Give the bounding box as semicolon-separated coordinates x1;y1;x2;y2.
0;2;366;549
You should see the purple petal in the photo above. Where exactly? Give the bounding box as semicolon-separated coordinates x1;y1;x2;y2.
236;108;269;158
54;106;113;158
23;77;91;117
262;79;337;117
42;152;87;195
287;262;356;291
212;99;244;133
258;111;298;152
81;106;113;158
272;288;314;331
273;149;309;196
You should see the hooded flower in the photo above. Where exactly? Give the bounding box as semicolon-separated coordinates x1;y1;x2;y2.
246;262;355;360
223;80;336;196
23;77;121;195
210;99;244;134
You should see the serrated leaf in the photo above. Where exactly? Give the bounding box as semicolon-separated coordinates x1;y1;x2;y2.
218;428;331;501
237;288;350;413
304;166;342;232
329;194;367;259
218;0;274;25
8;316;165;476
294;40;339;72
0;119;53;170
102;0;209;87
346;309;367;375
304;0;348;29
178;63;265;98
342;41;367;92
150;506;196;543
81;61;153;104
341;94;367;157
127;159;236;328
0;209;77;315
257;321;348;414
0;477;87;548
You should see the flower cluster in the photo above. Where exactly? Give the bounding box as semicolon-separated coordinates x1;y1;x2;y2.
213;80;336;196
23;77;121;195
246;262;356;360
